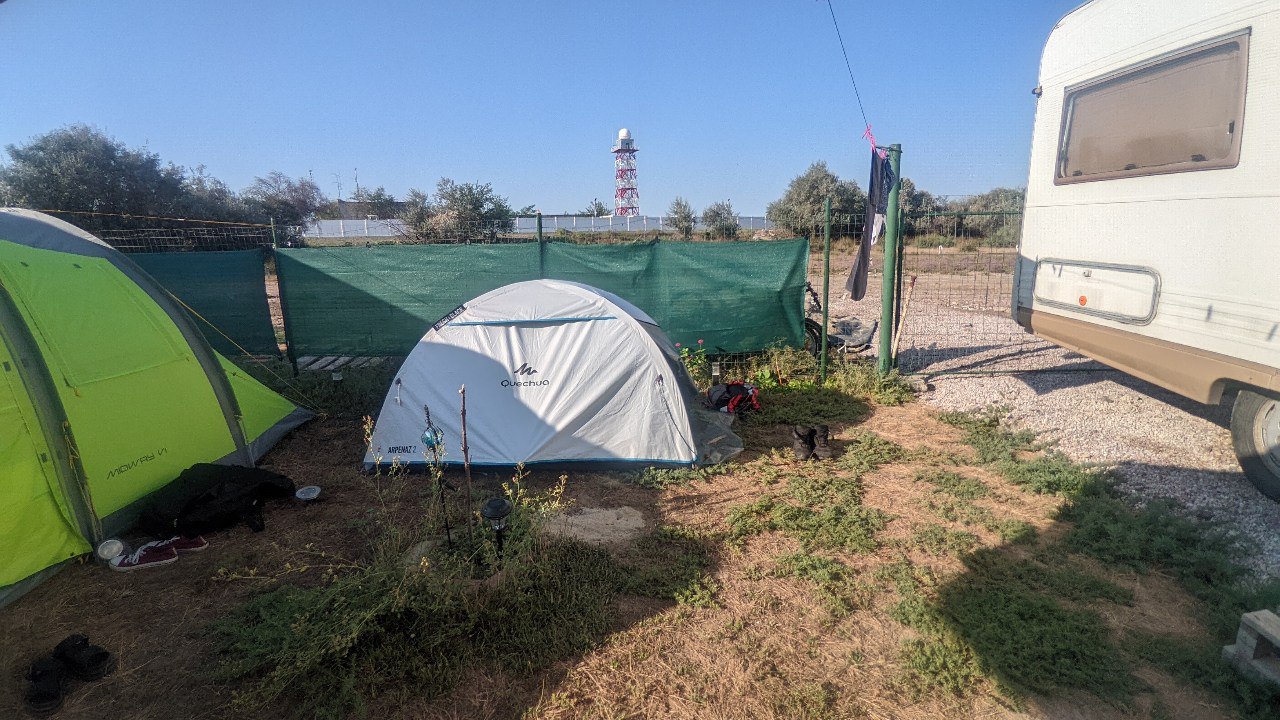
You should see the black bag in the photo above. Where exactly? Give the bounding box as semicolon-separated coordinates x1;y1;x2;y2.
138;464;295;539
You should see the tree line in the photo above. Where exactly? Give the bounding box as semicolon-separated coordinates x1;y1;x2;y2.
761;161;1026;246
0;126;1024;245
0;125;531;239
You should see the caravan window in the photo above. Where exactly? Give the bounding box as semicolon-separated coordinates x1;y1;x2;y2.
1056;32;1249;184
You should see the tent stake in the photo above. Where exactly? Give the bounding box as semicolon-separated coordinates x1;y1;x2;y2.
459;385;475;540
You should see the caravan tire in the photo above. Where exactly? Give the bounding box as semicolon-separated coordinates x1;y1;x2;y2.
1231;389;1280;501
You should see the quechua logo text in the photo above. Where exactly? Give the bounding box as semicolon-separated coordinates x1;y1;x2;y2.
503;362;549;387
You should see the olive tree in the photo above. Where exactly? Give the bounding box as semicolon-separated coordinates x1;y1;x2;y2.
667;196;696;240
765;161;867;236
400;178;514;241
701;200;739;240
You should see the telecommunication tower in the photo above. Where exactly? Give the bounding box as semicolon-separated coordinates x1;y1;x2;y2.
612;128;639;217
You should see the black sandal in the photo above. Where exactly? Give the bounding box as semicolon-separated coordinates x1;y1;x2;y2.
25;656;68;715
52;634;116;681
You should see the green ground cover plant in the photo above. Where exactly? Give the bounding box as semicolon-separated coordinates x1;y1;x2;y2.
914;408;1280;714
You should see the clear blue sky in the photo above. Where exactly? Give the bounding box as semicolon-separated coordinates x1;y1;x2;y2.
0;0;1080;214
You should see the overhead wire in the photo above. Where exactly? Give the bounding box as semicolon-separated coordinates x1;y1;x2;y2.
824;0;872;134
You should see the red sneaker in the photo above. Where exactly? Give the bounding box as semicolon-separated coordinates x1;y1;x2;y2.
109;543;178;572
152;535;209;554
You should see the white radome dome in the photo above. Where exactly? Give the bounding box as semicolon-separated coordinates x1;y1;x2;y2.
618;128;631;140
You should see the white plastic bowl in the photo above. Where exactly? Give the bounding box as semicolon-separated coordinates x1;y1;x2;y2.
96;539;125;561
295;485;322;501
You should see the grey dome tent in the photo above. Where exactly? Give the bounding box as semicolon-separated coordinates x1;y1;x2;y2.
365;279;742;468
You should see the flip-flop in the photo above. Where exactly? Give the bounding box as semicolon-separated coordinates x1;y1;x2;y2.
24;656;67;716
52;634;116;681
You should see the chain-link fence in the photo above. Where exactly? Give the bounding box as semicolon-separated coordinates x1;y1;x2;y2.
747;208;1102;378
300;215;794;246
96;226;277;253
41;211;277;253
891;211;1103;375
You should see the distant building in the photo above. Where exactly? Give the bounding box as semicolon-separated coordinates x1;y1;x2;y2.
323;199;408;220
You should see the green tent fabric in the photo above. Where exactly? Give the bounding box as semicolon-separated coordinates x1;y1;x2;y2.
0;209;312;608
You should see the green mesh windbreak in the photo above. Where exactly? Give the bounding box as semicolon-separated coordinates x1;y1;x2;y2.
131;249;278;356
276;244;542;356
275;240;808;356
543;239;808;352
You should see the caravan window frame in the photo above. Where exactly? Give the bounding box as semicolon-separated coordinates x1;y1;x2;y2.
1055;29;1251;185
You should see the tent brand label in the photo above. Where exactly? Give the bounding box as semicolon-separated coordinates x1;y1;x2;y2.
387;445;417;454
502;362;549;387
502;378;550;387
106;447;168;479
433;304;467;331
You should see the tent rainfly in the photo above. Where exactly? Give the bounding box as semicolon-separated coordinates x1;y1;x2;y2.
365;279;742;468
0;209;311;607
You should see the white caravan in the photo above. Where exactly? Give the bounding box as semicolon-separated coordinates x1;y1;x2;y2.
1014;0;1280;496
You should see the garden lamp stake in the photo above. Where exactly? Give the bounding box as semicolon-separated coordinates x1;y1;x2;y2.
459;385;475;540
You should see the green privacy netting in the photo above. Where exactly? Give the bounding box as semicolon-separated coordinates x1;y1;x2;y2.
131;249;279;356
544;240;808;353
276;244;542;356
276;239;808;357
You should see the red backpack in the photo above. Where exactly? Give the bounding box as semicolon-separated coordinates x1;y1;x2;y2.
706;382;761;414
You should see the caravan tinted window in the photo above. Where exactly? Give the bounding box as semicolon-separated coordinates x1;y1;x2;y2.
1056;32;1249;184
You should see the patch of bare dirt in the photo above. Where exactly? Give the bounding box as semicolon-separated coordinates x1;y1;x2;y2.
545;507;647;545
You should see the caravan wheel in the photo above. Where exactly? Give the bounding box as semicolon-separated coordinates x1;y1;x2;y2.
1231;389;1280;501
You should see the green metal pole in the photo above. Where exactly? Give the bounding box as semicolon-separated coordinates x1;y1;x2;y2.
536;212;545;279
877;144;903;376
820;197;831;385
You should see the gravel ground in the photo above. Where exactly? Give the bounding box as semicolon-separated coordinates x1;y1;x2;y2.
818;258;1280;579
925;370;1280;579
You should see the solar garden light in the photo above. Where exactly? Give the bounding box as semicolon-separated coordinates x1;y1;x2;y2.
480;497;513;556
422;404;453;547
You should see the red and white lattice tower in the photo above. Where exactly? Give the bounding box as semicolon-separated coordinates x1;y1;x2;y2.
612;128;639;217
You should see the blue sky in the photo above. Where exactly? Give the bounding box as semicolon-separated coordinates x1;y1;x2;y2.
0;1;1080;214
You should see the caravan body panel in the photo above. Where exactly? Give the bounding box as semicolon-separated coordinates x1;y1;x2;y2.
1016;0;1280;402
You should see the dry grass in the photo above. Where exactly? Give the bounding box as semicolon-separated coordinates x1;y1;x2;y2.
0;397;1262;720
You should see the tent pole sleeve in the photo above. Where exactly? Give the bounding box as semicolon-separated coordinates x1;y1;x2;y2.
0;280;100;545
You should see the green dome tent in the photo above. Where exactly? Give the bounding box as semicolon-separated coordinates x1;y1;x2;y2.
0;209;311;606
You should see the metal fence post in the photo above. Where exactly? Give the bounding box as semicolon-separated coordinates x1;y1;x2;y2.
536;212;545;279
878;144;904;376
820;197;831;384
